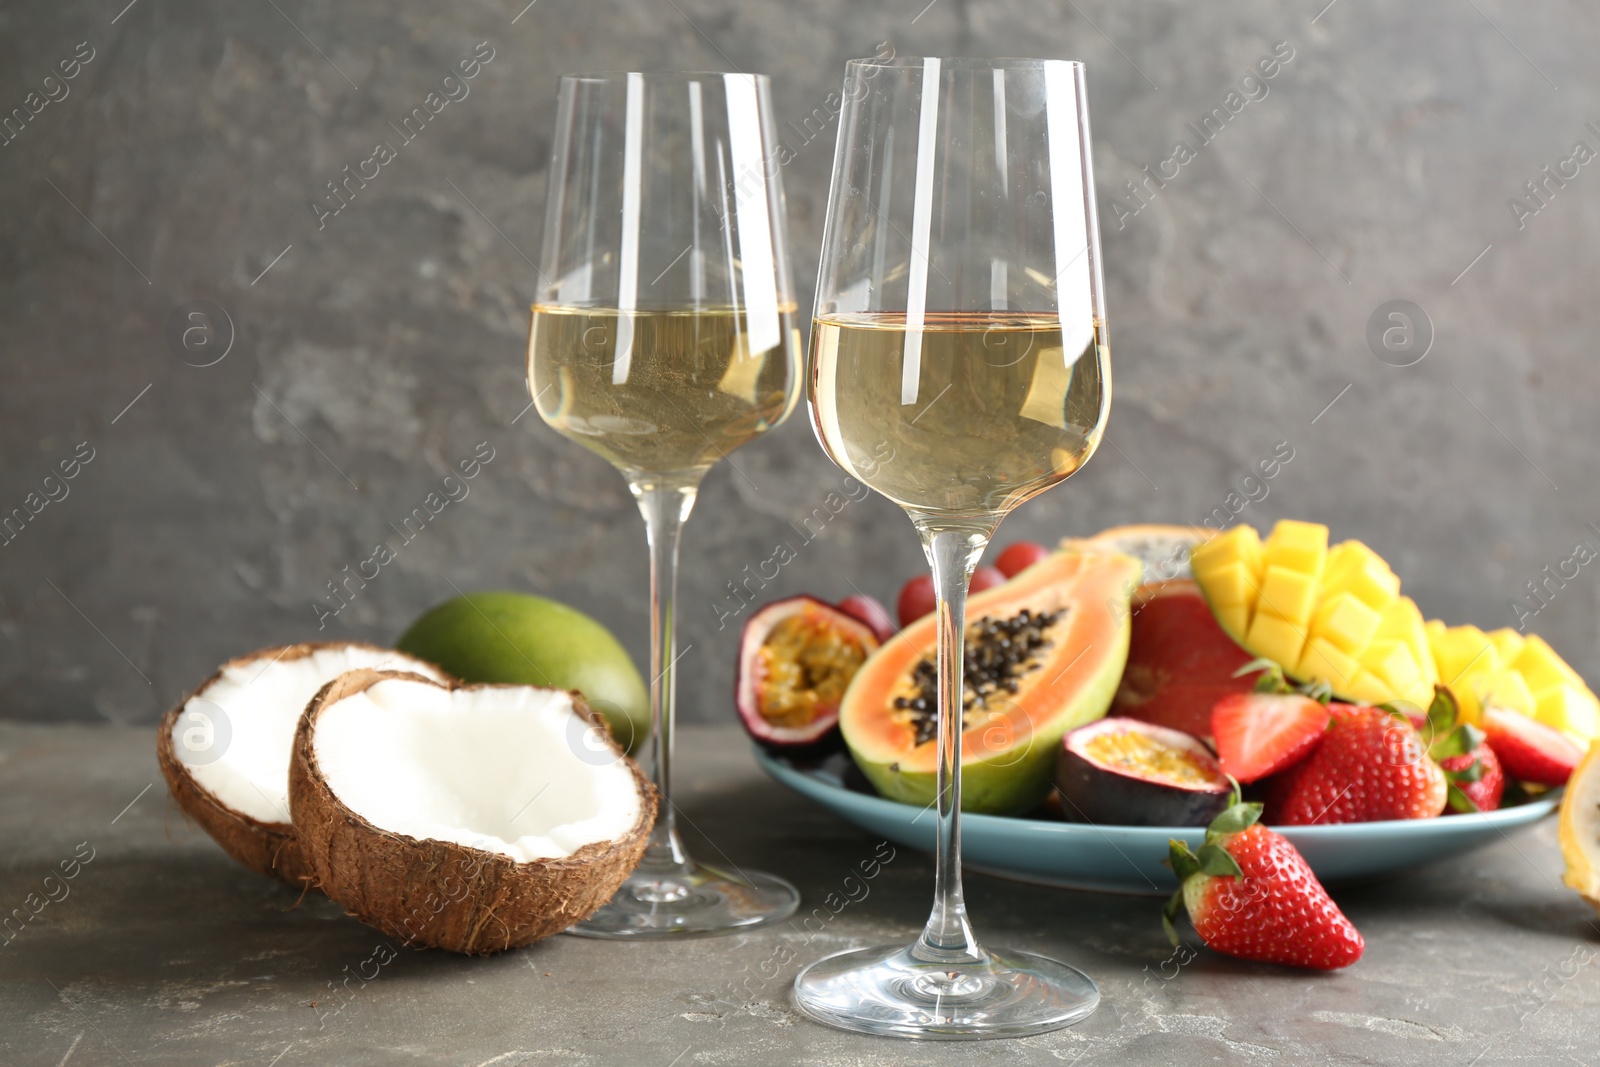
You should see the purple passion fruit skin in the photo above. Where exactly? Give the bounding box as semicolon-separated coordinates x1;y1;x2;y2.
1055;717;1231;827
734;595;879;758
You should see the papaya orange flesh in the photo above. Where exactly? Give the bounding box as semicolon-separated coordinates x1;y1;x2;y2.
841;549;1141;814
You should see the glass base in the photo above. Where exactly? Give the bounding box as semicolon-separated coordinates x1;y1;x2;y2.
792;942;1099;1040
567;861;799;939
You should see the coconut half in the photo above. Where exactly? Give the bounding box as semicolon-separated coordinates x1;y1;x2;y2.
289;670;655;954
157;642;448;885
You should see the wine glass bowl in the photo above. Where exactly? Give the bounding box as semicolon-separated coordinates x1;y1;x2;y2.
527;71;803;937
796;56;1110;1037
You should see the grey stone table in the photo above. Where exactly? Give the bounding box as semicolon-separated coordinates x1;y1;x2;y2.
3;722;1596;1067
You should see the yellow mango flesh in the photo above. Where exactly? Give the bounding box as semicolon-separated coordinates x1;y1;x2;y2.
1426;624;1596;742
1257;565;1320;627
1536;685;1600;740
1190;525;1264;642
1312;593;1383;654
1264;520;1328;575
1514;635;1586;693
1486;668;1537;720
1244;611;1309;671
1191;521;1598;746
1296;637;1361;689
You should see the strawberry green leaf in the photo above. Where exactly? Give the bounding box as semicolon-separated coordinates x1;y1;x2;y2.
1197;842;1244;879
1426;685;1460;741
1299;678;1334;705
1162;891;1186;947
1237;659;1332;703
1444;755;1485;784
1206;801;1263;838
1168;838;1202;882
1238;658;1289;693
1431;723;1486;762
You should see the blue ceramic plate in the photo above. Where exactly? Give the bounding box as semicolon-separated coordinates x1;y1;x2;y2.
756;749;1561;896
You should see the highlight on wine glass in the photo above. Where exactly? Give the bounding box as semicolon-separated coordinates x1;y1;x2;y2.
797;57;1110;1037
527;71;803;937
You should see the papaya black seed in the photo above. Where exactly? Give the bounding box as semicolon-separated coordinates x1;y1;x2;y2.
899;607;1064;745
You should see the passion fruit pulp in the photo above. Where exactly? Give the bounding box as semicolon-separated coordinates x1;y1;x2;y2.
735;596;879;754
1056;717;1231;827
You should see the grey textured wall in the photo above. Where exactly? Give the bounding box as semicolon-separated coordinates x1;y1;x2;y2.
3;0;1597;726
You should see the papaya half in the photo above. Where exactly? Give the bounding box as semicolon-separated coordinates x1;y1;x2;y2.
840;548;1141;814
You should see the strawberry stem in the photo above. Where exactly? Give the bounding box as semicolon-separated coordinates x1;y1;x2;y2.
1206;800;1263;839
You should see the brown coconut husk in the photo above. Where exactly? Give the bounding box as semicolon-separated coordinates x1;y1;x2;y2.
156;642;446;888
289;669;656;954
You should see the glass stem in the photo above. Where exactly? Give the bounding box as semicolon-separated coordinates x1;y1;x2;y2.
631;478;700;876
912;520;995;965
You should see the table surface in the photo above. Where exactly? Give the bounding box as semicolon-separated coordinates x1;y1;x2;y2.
3;722;1596;1067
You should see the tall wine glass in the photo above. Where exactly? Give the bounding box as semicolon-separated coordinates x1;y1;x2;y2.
794;57;1110;1036
528;71;803;937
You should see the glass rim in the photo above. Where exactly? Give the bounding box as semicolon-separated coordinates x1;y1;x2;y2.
556;70;772;84
845;56;1084;72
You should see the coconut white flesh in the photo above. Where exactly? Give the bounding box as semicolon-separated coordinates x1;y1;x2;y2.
179;647;444;825
312;678;644;863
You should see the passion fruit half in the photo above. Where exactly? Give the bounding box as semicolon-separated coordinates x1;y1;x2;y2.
1055;717;1232;827
735;595;880;755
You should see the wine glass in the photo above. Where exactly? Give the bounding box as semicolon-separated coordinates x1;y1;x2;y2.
794;57;1110;1036
528;71;803;937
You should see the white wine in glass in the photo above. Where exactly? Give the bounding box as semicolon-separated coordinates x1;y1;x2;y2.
531;306;800;476
527;72;802;937
812;312;1105;516
796;57;1111;1037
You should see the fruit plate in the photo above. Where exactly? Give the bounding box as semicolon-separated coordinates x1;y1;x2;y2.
756;749;1561;896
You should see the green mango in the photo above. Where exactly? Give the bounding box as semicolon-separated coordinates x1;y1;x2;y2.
397;591;650;755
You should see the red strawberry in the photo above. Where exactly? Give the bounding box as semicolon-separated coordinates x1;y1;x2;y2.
1414;686;1504;812
896;575;936;628
836;594;895;642
1165;800;1364;970
1211;693;1331;783
969;566;1007;593
994;541;1050;578
1482;707;1583;786
1440;745;1504;812
1266;704;1447;824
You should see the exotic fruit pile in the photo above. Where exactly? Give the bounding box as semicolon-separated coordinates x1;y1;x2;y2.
731;519;1600;968
732;544;1141;813
734;519;1597;815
